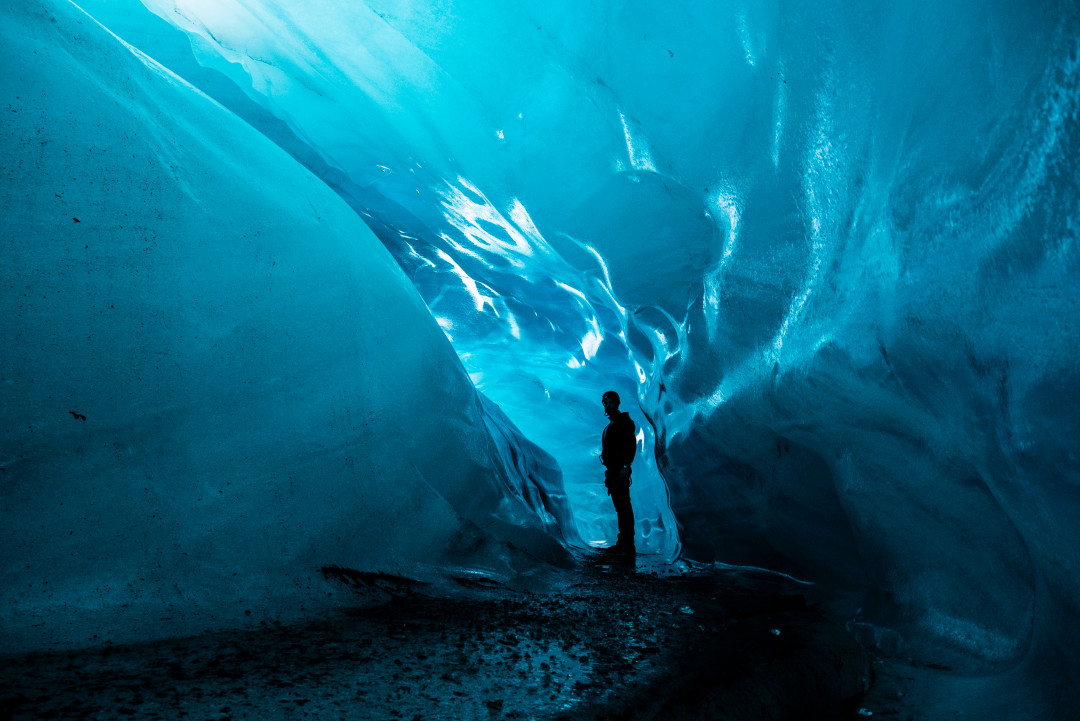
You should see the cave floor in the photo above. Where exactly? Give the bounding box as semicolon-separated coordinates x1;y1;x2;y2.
1;552;886;721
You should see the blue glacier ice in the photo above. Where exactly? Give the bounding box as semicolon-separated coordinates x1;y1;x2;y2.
1;0;569;651
3;0;1080;716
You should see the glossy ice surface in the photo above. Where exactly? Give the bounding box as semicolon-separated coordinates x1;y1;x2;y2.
3;0;1078;716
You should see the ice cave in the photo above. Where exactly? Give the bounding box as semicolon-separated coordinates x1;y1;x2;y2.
2;0;1078;718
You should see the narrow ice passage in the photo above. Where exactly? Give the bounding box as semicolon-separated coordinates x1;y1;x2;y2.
3;0;1080;718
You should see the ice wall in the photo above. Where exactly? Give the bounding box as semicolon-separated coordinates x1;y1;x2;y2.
0;0;569;652
114;0;1080;715
6;0;1080;714
95;0;683;558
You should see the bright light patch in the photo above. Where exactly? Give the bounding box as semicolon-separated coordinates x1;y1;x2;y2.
581;317;603;360
439;177;534;258
434;247;496;313
156;0;258;45
652;326;668;349
702;383;726;410
773;62;787;168
555;280;589;303
435;315;455;342
440;232;488;265
618;110;657;172
507;198;547;250
737;9;756;66
773;84;836;358
925;609;1020;661
576;243;625;317
710;184;742;264
703;273;721;338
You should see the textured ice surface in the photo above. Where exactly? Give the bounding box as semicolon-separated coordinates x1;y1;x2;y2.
91;0;685;558
6;0;1080;715
0;0;567;651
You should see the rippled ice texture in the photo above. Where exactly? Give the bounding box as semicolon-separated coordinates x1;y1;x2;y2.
9;0;1080;715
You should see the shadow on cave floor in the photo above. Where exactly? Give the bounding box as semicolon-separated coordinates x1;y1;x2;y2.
1;553;878;721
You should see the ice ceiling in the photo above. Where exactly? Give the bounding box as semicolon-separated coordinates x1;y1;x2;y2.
3;0;1079;715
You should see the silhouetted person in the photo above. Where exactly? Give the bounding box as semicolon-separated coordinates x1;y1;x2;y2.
601;390;636;553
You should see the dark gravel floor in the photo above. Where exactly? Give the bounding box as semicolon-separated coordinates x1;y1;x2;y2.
0;552;873;720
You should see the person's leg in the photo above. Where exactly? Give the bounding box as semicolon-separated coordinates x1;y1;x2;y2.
611;484;635;549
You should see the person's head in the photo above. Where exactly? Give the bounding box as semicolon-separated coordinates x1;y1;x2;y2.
602;390;620;417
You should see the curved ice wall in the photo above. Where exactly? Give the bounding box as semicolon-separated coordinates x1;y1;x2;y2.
107;0;684;557
6;0;1080;713
119;0;1080;710
0;0;569;651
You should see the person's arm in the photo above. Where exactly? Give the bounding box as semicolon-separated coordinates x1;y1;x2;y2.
626;419;637;466
619;416;636;478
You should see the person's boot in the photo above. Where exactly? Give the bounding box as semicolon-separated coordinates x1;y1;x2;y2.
612;538;636;554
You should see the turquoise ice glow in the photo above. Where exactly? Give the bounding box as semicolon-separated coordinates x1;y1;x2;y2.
4;1;1080;717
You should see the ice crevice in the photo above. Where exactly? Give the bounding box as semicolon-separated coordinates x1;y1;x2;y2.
3;0;1080;716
